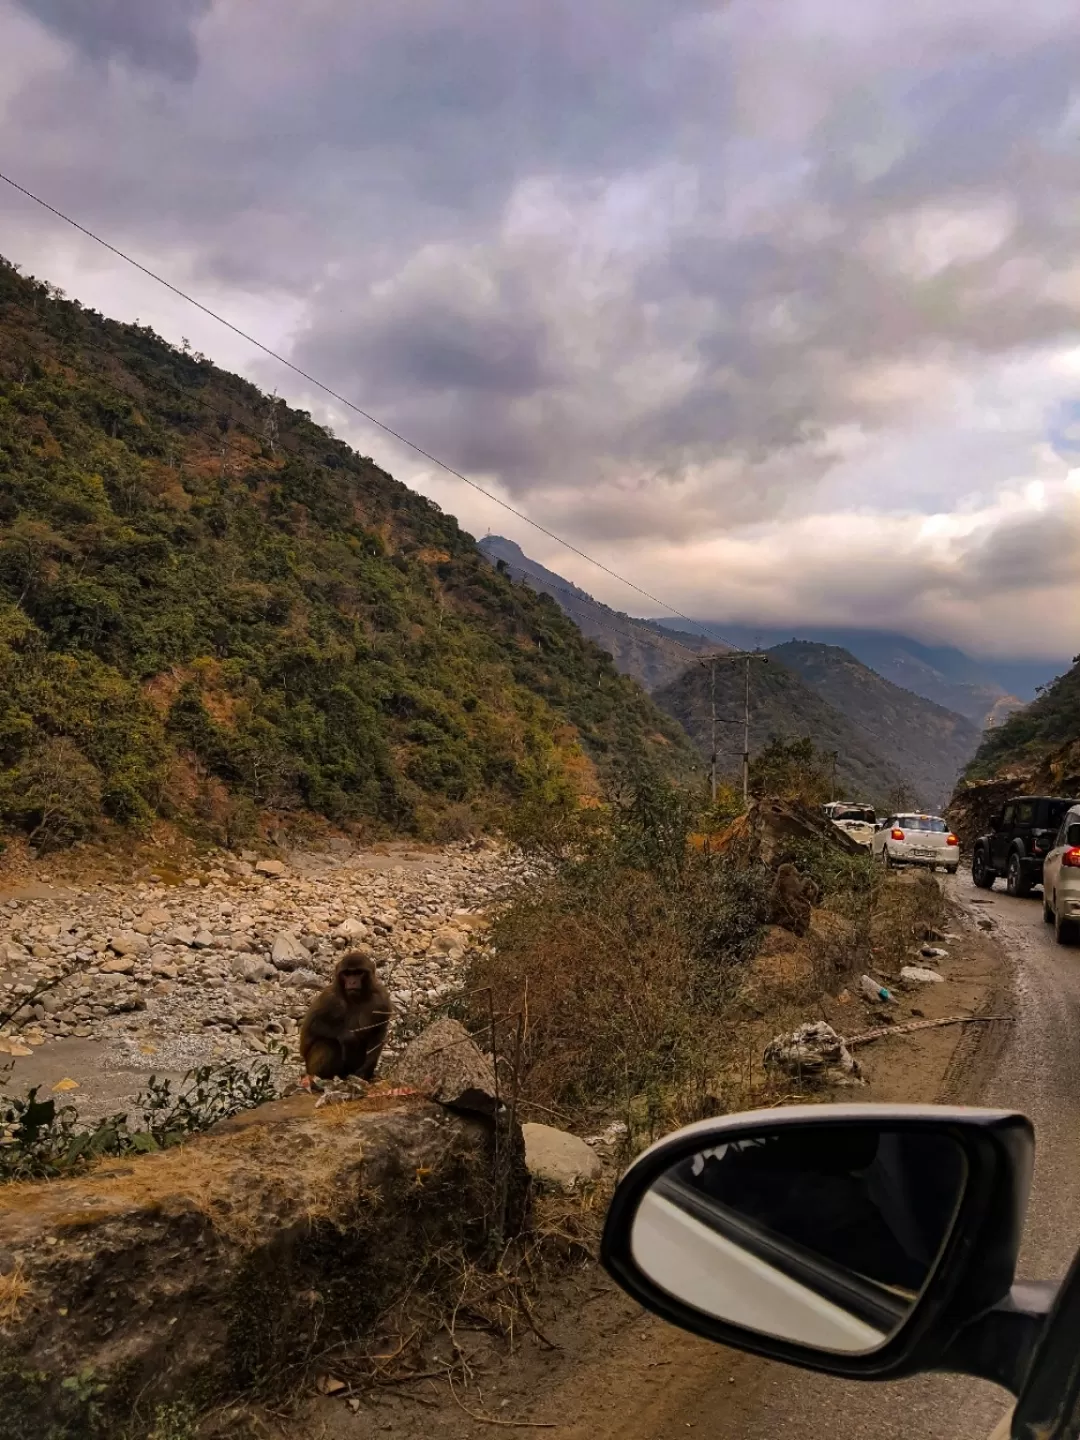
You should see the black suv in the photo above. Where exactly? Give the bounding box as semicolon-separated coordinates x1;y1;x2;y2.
972;795;1080;896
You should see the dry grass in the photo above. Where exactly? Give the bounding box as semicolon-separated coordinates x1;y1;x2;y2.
0;1259;29;1325
0;1106;385;1246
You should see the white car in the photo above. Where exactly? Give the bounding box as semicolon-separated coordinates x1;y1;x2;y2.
1042;803;1080;946
872;813;960;874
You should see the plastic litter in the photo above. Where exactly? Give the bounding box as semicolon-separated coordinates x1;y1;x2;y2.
763;1021;863;1085
860;974;897;1004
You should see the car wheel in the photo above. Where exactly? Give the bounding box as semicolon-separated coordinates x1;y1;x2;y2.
947;866;959;877
1007;853;1032;898
972;849;995;889
1044;893;1055;924
1055;908;1079;946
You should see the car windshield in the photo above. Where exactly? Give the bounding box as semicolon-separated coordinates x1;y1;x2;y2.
898;816;949;833
1046;799;1080;828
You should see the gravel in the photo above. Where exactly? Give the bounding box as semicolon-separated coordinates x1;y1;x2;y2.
0;841;535;1071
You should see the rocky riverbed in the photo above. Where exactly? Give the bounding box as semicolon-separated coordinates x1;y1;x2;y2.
0;841;533;1093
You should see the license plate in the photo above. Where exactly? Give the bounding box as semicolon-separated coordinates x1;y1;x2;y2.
911;848;935;858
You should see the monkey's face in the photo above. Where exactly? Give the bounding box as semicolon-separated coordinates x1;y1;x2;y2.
336;950;375;996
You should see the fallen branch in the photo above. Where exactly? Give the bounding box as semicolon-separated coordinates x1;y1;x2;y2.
847;1015;1014;1048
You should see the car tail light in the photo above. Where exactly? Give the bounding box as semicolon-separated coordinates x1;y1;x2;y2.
947;834;959;847
891;828;905;841
1064;848;1080;869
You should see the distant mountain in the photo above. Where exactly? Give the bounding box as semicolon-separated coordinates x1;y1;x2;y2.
478;539;986;806
652;657;911;809
768;642;982;807
477;536;727;691
652;622;1052;727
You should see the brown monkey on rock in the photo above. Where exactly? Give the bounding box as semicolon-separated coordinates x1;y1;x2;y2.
769;863;821;938
299;949;392;1082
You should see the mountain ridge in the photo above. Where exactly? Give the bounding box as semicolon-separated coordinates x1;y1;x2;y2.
652;655;913;809
477;535;726;692
651;621;1053;724
768;640;982;807
480;536;983;806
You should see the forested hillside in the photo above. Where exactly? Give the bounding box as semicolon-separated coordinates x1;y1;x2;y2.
0;258;697;845
652;656;912;808
964;655;1080;790
768;641;981;806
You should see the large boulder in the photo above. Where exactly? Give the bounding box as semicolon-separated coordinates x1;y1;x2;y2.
0;1094;523;1438
388;1018;498;1115
522;1123;602;1190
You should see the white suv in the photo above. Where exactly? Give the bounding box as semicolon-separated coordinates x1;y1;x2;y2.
872;813;960;874
1042;803;1080;945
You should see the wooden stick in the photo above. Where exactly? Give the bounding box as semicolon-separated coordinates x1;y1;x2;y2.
847;1015;1013;1048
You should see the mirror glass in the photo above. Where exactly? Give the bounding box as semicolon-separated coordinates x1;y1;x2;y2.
630;1124;967;1354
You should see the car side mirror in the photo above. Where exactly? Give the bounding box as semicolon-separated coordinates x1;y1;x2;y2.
601;1105;1034;1386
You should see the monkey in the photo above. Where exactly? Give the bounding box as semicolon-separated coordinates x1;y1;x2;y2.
769;863;820;938
299;949;392;1082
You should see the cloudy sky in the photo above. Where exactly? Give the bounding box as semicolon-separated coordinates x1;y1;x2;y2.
1;0;1079;661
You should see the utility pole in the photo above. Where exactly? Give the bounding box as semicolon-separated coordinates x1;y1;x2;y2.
698;651;769;808
710;656;717;804
742;655;751;807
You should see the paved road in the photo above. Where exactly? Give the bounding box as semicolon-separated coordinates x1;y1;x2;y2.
605;876;1080;1440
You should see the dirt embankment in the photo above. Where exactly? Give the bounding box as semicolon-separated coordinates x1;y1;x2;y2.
284;887;1011;1440
0;1090;525;1439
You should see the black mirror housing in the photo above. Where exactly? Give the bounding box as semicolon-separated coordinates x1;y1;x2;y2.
601;1104;1033;1385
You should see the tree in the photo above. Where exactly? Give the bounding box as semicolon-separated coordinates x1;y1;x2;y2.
749;736;831;807
5;737;103;849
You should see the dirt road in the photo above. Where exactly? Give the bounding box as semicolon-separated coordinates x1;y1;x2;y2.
555;877;1075;1440
309;877;1075;1440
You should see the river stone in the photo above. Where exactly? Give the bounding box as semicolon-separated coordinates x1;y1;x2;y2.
521;1123;602;1190
900;966;946;986
109;932;148;957
271;931;310;970
335;917;368;941
388;1018;498;1115
100;955;136;975
429;926;467;957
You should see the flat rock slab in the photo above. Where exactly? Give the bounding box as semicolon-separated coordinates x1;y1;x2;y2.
522;1122;602;1190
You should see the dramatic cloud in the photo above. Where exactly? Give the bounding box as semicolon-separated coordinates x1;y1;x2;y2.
1;0;1079;658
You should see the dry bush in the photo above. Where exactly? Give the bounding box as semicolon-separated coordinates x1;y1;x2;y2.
464;776;769;1123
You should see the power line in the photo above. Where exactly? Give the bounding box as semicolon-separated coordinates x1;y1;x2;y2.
0;169;739;651
3;259;750;689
